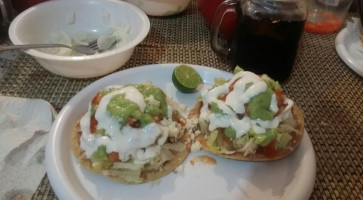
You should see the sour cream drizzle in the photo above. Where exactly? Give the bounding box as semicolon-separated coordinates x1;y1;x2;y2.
80;85;171;163
96;86;146;136
200;71;293;138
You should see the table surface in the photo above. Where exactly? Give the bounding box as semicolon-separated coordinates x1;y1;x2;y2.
0;1;362;199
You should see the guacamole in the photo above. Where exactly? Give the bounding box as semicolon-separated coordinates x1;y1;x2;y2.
201;66;293;153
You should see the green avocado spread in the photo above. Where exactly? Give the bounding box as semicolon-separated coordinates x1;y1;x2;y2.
102;83;168;128
91;145;112;172
248;88;274;121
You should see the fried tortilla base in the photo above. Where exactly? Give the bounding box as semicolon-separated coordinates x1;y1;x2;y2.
72;119;191;184
190;101;305;161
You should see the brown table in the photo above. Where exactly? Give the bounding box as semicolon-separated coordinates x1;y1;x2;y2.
0;1;362;199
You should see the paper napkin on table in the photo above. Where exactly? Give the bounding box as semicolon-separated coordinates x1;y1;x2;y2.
0;96;56;200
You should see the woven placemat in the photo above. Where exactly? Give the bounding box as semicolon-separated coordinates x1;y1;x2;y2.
0;1;362;199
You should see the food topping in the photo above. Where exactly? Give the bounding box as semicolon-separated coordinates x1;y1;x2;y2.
199;68;296;155
79;82;185;166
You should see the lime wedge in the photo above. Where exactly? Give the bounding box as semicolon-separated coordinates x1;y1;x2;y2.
172;65;201;93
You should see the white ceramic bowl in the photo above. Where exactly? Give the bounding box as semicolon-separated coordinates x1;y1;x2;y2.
124;0;192;16
8;0;150;79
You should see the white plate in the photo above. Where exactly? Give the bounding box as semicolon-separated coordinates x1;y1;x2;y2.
45;64;316;200
336;27;363;77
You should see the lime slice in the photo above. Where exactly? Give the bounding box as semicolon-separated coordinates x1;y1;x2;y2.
172;65;201;93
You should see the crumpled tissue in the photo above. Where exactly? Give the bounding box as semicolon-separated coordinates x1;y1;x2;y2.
0;96;56;200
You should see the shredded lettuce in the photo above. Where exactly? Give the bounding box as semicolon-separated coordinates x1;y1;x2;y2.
275;130;293;149
90;146;112;172
253;129;276;146
233;66;244;74
213;78;227;87
112;162;144;170
233;134;249;150
103;169;143;184
206;130;219;147
261;74;281;91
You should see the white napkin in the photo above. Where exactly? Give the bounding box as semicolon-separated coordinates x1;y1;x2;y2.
0;96;56;200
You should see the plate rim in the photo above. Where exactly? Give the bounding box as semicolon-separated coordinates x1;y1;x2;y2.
335;27;363;77
45;63;316;200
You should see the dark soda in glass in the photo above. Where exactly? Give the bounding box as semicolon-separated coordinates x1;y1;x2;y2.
228;13;305;81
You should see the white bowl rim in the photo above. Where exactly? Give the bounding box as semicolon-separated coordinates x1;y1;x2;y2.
8;0;150;61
